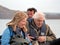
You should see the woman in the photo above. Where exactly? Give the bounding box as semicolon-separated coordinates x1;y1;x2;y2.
1;11;31;45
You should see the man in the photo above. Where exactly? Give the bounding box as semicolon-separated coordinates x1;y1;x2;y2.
27;12;56;45
27;8;37;18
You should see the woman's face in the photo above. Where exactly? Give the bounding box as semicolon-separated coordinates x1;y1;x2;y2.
18;18;27;28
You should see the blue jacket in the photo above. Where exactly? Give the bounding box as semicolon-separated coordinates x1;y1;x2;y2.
1;27;11;45
1;27;32;45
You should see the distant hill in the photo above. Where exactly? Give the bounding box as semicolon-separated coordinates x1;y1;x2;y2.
0;5;16;19
45;13;60;19
0;5;60;19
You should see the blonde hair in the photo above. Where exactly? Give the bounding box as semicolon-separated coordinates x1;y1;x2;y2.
7;11;28;32
32;12;45;20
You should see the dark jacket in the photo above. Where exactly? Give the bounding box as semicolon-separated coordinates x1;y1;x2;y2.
27;18;56;45
50;38;60;45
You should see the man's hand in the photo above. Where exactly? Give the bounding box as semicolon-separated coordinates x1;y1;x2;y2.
38;36;46;42
27;34;34;41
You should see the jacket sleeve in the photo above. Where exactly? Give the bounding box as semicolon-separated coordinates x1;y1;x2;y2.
46;25;56;41
1;28;11;45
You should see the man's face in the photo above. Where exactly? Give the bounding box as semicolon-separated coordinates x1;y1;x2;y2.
27;10;35;18
34;18;44;28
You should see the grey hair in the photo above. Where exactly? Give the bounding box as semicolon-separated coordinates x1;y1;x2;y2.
32;12;45;20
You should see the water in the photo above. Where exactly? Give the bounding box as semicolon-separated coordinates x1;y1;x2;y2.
0;19;60;38
45;19;60;38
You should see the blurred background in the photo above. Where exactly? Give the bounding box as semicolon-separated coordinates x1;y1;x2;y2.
0;0;60;38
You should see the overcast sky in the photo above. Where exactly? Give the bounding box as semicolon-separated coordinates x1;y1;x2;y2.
0;0;60;13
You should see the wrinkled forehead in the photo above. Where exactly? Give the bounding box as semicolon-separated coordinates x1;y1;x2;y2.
34;18;44;21
34;15;45;21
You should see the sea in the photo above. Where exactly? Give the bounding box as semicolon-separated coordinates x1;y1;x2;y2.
0;19;60;38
